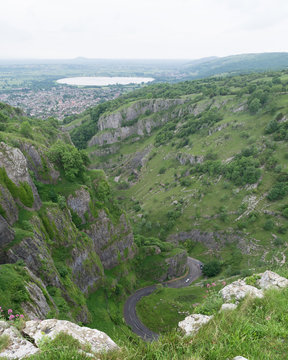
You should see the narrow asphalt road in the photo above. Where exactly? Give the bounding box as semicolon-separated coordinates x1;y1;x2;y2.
123;257;202;341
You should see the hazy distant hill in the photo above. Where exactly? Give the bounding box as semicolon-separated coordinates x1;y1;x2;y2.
182;52;288;79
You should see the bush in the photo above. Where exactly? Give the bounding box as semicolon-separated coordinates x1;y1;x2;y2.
267;182;288;201
20;121;33;139
263;219;274;231
48;140;87;181
202;260;222;277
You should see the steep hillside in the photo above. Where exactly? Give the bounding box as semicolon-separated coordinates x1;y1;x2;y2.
0;103;137;323
72;70;288;274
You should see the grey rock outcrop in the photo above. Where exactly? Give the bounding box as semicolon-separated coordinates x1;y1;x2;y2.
20;143;59;184
176;153;204;166
88;99;186;147
98;99;186;131
86;210;135;269
0;215;15;250
7;234;62;288
0;142;41;210
0;321;39;359
67;187;92;224
167;230;258;255
258;270;288;290
23;282;52;320
165;250;188;280
178;314;213;335
219;280;264;303
23;319;119;354
0;185;18;225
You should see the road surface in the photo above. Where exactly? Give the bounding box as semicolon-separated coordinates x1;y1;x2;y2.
123;257;202;341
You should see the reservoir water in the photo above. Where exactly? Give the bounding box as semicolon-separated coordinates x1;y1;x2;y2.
56;76;154;86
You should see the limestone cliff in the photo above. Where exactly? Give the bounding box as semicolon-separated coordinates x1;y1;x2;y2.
88;99;186;147
0;141;135;323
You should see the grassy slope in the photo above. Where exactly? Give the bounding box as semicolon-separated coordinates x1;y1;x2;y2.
84;71;288;273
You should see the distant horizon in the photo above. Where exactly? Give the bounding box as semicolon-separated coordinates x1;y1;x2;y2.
0;51;288;62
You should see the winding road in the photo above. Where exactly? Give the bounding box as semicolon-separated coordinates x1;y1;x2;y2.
123;257;202;341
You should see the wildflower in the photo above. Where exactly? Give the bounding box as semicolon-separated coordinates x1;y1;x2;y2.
16;314;19;317
206;290;209;293
212;283;216;287
206;283;211;288
8;309;13;314
222;281;226;286
9;315;15;320
20;314;24;318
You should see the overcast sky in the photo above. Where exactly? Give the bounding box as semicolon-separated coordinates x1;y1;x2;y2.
2;0;288;59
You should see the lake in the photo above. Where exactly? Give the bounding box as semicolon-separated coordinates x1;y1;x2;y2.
56;76;154;86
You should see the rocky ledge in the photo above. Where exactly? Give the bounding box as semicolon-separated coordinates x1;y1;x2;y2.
0;319;118;359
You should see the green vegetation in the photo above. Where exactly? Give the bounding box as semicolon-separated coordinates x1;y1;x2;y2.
48;140;89;181
0;334;10;352
0;168;34;208
79;69;288;274
0;263;30;313
97;283;288;360
27;332;93;360
136;285;206;333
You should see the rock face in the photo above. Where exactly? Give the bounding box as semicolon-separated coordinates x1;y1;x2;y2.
0;321;39;359
165;250;188;279
88;99;186;147
176;153;204;166
20;142;59;184
219;280;264;303
67;187;92;224
23;282;52;320
98;99;186;131
178;314;213;335
0;215;14;250
86;210;135;269
0;141;135;323
0;142;41;210
258;270;288;290
23;319;119;354
0;185;18;225
167;229;258;255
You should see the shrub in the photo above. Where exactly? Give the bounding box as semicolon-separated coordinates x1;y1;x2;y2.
48;140;87;181
202;260;222;277
263;219;274;231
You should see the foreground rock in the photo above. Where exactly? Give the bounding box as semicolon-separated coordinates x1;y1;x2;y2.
0;321;39;359
178;314;213;335
232;357;249;360
258;270;288;290
219;280;264;303
23;319;119;353
220;303;238;311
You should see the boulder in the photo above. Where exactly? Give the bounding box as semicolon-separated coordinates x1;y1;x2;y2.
232;357;249;360
23;319;119;354
178;314;213;335
219;280;264;302
220;303;238;311
0;321;39;359
258;270;288;290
